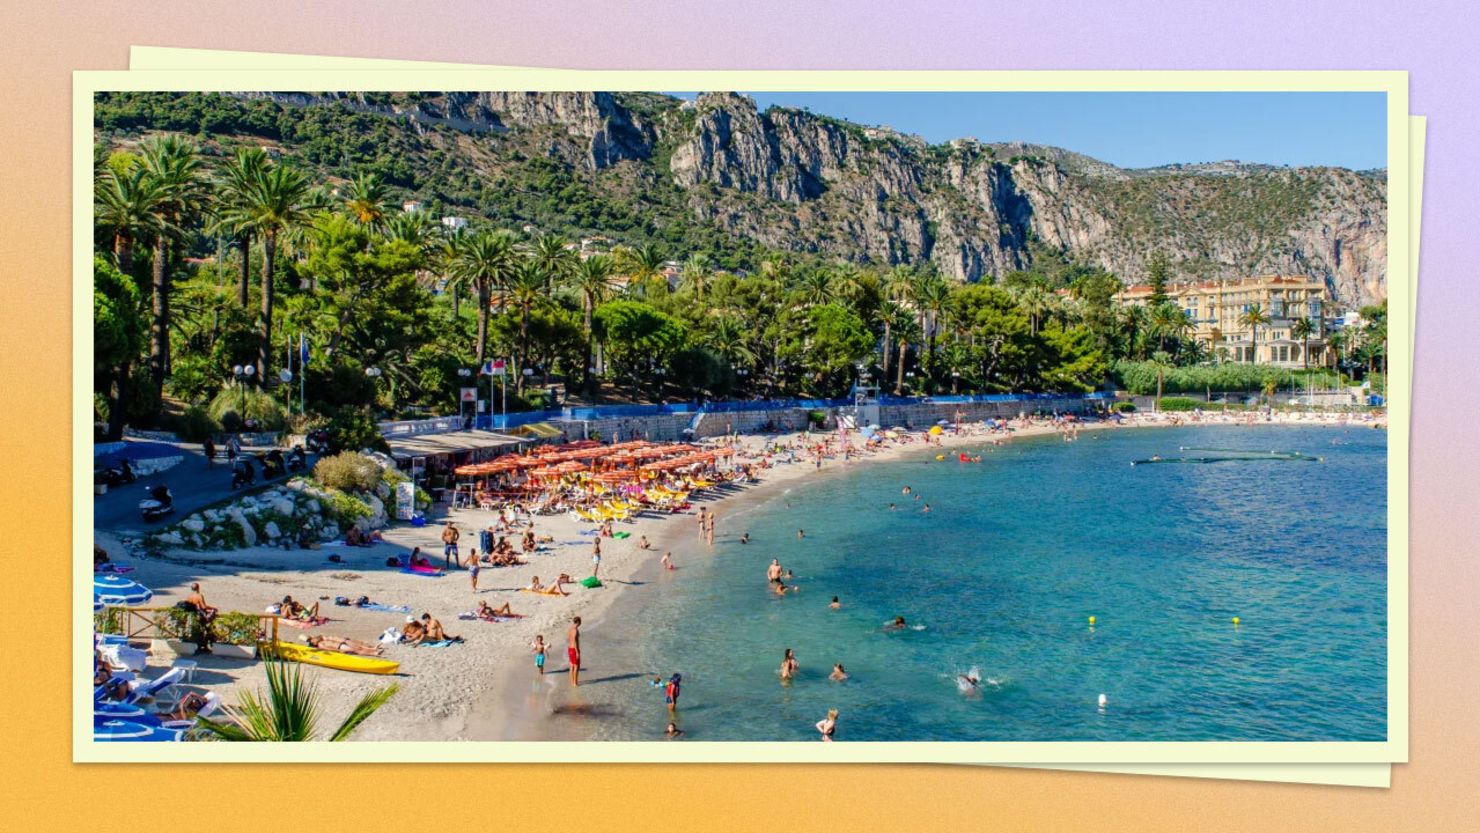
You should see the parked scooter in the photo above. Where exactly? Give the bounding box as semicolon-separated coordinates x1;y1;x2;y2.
139;484;174;522
230;459;256;491
285;445;308;474
305;429;332;455
261;449;286;479
102;458;137;487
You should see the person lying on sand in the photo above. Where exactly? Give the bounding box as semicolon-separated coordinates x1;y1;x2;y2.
401;617;426;646
420;613;462;643
305;634;384;656
279;595;320;620
476;600;516;620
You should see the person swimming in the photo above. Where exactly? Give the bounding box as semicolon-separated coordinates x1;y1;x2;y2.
829;663;849;681
829;596;841;610
884;616;908;631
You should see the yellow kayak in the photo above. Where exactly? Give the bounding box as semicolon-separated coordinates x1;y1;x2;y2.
265;640;401;675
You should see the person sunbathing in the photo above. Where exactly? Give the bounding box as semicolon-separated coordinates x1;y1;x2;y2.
526;576;545;592
401;618;426;646
476;600;516;620
159;691;220;722
547;574;572;596
279;595;320;620
305;634;384;656
420;613;462;642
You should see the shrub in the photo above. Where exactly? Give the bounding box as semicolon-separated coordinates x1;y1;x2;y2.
1156;397;1202;412
314;451;383;493
323;405;388;453
807;409;827;427
322;490;373;525
208;385;287;431
1113;401;1137;413
171;405;221;443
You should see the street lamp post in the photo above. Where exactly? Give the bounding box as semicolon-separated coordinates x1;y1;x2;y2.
457;367;472;425
365;366;383;414
231;364;256;427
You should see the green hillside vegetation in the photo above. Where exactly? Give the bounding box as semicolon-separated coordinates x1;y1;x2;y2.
92;93;1388;446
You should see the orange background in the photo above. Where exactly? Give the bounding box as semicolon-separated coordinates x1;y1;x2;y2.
3;3;1474;830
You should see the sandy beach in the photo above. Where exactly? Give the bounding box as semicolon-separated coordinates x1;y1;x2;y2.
98;408;1378;741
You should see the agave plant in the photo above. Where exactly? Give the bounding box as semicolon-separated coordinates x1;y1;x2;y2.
199;660;398;742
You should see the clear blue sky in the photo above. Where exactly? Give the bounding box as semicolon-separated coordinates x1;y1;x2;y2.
670;92;1386;171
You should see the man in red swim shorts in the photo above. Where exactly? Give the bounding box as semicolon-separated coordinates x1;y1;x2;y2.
566;615;582;686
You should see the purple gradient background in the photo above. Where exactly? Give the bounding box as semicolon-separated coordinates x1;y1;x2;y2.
3;2;1477;829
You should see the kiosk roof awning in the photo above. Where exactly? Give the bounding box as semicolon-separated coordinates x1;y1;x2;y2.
386;430;528;462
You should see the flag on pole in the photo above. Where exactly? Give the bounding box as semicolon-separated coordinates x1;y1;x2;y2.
481;359;507;376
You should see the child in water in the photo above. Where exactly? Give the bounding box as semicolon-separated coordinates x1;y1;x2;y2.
531;635;546;675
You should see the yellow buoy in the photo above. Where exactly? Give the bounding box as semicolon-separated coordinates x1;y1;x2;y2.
1232;616;1241;625
1088;615;1096;625
935;454;944;461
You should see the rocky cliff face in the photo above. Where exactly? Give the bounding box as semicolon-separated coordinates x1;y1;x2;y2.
660;93;1386;307
230;90;1389;308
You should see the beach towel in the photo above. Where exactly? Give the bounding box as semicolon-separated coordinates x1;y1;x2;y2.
414;639;463;648
560;540;586;546
578;530;598;536
95;563;135;574
612;531;632;539
580;576;603;588
399;568;444;578
363;603;412;614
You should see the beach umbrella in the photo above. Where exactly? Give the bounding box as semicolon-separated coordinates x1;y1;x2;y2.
93;719;154;740
94;574;153;606
95;702;146;720
93;719;183;743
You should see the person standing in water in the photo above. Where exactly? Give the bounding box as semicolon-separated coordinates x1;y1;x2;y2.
780;648;799;681
767;559;783;583
815;709;839;741
566;616;582;686
696;507;707;542
531;635;546;676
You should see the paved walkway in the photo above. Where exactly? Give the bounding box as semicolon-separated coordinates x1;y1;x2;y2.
92;439;313;535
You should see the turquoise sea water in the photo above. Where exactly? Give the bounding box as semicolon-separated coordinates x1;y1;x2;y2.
604;425;1387;742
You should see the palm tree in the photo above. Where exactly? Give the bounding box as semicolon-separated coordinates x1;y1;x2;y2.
679;253;713;300
242;162;313;379
209;148;268;308
569;254;618;395
887;306;920;395
451;229;519;367
1238;304;1271;364
529;234;578;292
342;173;389;229
1149;301;1193;356
617;242;669;297
505;258;549;394
799;268;835;307
917;277;953;367
199;660;397;742
1150;350;1173;409
1017;285;1053;336
139;136;206;394
706;315;757;370
1291;316;1315;370
879;266;913;378
94;163;164;277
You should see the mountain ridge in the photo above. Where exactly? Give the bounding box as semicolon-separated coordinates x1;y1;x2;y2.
95;90;1388;308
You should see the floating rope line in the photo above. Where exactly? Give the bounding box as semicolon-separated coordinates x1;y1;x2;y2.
1133;450;1323;467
